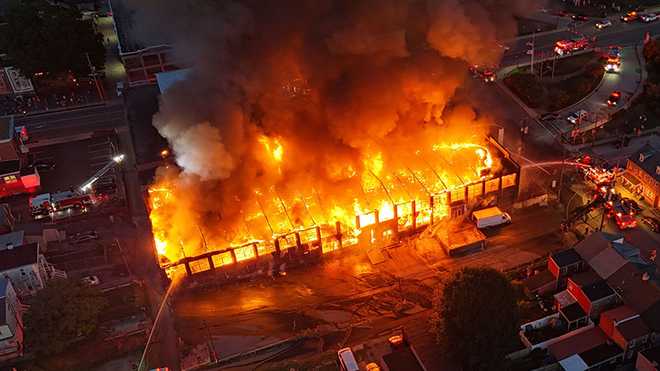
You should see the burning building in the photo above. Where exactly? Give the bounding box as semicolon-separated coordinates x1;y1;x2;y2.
132;0;537;276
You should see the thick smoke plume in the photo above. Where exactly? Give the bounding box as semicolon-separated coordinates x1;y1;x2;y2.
130;0;540;255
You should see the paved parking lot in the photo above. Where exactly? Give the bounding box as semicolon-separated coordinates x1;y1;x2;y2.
30;134;121;196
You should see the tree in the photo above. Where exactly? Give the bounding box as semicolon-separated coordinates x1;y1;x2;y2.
24;279;107;355
432;267;520;370
4;0;105;77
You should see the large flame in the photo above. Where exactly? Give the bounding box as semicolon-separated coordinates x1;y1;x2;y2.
148;135;497;265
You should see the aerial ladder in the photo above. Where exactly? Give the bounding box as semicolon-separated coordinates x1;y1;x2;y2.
30;154;125;219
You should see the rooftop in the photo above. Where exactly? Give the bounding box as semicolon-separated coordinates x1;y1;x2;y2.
573;232;621;263
569;270;601;287
640;346;660;364
616;316;650;341
588;247;628;279
600;305;636;323
109;0;171;54
548;327;607;361
560;302;587;323
0;297;5;327
629;143;660;182
578;342;623;367
0;242;38;271
551;248;582;267
581;280;615;302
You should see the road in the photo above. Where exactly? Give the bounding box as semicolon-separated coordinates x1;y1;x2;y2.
502;16;660;68
15;103;126;141
543;45;642;137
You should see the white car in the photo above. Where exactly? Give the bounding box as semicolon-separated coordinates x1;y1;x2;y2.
641;13;658;23
81;275;100;286
566;110;588;124
595;19;612;29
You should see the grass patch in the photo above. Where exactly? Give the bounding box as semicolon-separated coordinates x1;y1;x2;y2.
504;60;604;111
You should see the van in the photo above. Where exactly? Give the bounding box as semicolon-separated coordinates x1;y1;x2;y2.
472;207;511;229
337;347;359;371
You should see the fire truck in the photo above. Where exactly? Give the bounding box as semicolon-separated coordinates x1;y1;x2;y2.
30;154;124;220
554;37;589;56
605;46;622;72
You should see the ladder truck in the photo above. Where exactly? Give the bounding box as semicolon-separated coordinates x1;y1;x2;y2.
30;155;125;220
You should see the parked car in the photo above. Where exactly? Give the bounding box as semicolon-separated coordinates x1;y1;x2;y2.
81;275;100;286
621;11;639;22
640;216;660;233
621;198;642;214
567;110;589;124
572;14;588;21
595;19;612;29
640;13;658;23
69;231;99;244
607;91;621;106
33;160;56;171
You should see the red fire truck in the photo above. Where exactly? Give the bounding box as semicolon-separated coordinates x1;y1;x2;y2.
29;154;124;220
554;37;589;56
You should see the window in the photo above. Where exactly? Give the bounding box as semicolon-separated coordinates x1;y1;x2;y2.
3;175;17;183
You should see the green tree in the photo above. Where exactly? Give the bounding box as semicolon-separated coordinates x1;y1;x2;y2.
4;0;105;77
24;279;107;355
432;267;520;370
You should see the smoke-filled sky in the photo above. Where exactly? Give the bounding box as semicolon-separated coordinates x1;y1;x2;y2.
130;0;541;249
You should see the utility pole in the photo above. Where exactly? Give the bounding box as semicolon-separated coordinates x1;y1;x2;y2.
86;52;104;101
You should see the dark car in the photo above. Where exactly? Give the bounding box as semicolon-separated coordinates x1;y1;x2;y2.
640;216;660;233
572;14;588;21
621;198;642;214
607;91;621;106
32;160;56;171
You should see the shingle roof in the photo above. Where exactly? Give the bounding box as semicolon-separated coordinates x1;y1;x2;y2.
570;270;601;287
548;327;607;361
607;263;660;314
629;143;660;182
0;242;38;271
573;232;621;262
551;248;582;267
589;248;628;279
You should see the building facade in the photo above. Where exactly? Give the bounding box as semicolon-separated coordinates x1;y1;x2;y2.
624;144;660;209
0;278;23;361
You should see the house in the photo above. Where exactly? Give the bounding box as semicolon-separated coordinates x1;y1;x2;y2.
0;242;45;296
559;343;624;371
566;271;619;318
0;278;23;361
547;326;609;362
599;305;651;359
548;248;583;289
637;346;660;371
624;143;660;208
0;241;65;296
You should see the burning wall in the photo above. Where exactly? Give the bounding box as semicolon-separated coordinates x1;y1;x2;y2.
128;0;540;268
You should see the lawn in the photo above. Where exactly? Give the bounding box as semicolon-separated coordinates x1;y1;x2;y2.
504;56;604;111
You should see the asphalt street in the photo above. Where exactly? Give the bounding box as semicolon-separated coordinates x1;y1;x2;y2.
15;103;126;141
502;15;660;68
